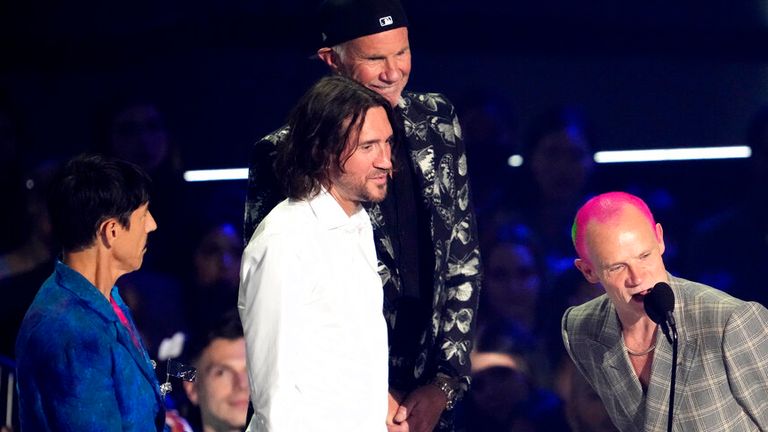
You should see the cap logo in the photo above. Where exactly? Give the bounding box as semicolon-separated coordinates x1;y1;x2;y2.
379;16;394;26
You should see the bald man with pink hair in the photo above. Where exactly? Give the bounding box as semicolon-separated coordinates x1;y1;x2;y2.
571;191;657;264
562;191;768;431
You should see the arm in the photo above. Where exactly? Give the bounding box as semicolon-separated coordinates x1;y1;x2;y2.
33;325;124;432
402;97;482;432
434;99;482;397
239;234;313;431
723;301;768;428
243;128;289;244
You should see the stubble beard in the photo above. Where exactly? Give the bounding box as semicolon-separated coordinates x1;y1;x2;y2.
362;182;388;204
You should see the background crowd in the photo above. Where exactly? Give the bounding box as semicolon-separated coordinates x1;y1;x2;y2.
3;1;768;431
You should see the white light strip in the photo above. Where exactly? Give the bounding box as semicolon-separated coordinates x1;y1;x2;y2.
186;146;752;181
183;168;249;182
594;146;751;163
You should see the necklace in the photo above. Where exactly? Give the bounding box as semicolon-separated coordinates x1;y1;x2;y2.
626;343;656;356
621;323;659;356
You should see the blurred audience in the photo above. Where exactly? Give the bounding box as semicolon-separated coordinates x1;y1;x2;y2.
539;267;603;399
0;162;58;358
684;105;768;305
565;370;618;432
93;96;187;274
180;311;248;432
478;223;546;337
456;90;519;215
462;322;569;431
482;106;596;278
184;221;243;338
0;93;30;255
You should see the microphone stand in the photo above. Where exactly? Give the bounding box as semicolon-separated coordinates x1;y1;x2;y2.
660;318;678;432
644;282;679;432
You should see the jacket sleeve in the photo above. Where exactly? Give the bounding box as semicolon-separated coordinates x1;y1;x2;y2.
33;324;124;432
243;129;289;244
723;301;768;428
433;101;482;396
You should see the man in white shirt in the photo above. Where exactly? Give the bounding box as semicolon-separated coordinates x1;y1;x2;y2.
238;75;395;431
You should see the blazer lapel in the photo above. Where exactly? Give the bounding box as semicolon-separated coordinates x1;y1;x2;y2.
56;262;163;407
111;293;163;405
599;313;645;432
671;299;698;422
644;279;699;431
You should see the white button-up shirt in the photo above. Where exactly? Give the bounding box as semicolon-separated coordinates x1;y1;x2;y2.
238;189;388;432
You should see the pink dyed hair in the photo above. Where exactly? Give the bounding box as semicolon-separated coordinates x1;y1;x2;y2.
571;191;657;262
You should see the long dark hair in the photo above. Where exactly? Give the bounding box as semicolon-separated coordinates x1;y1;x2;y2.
275;75;398;200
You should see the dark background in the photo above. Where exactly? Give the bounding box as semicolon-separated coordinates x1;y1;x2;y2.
3;2;768;429
2;0;768;258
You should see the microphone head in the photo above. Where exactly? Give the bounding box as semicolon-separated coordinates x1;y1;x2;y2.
644;282;675;325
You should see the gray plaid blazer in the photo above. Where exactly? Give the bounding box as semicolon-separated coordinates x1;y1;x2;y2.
562;275;768;431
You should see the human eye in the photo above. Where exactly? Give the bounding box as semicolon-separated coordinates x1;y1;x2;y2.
607;264;623;274
208;365;227;378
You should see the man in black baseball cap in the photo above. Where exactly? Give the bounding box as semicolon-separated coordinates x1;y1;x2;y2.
316;0;410;107
243;1;483;431
317;0;408;48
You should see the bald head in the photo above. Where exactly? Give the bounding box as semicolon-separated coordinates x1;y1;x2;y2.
572;192;657;263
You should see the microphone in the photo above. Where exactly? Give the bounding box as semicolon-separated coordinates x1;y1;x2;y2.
644;281;677;344
643;281;678;432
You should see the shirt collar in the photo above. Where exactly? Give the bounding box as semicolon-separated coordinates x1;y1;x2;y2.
308;188;370;232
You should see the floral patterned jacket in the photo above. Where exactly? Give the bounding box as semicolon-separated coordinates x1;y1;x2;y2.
243;91;482;421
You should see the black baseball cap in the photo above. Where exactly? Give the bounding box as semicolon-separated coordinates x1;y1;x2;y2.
318;0;409;48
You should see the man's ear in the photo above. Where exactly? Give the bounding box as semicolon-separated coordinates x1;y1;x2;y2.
98;218;119;248
574;258;600;284
183;380;199;406
317;47;340;72
656;222;666;256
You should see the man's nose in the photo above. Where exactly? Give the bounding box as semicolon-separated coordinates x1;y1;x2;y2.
627;264;643;287
380;58;403;83
375;143;393;170
147;211;158;232
233;370;249;391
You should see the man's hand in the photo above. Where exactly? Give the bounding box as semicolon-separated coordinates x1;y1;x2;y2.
393;385;447;432
387;390;409;432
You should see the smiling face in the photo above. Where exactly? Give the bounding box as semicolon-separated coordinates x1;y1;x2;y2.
328;106;393;215
185;337;249;432
320;27;411;107
112;202;157;274
575;205;668;320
